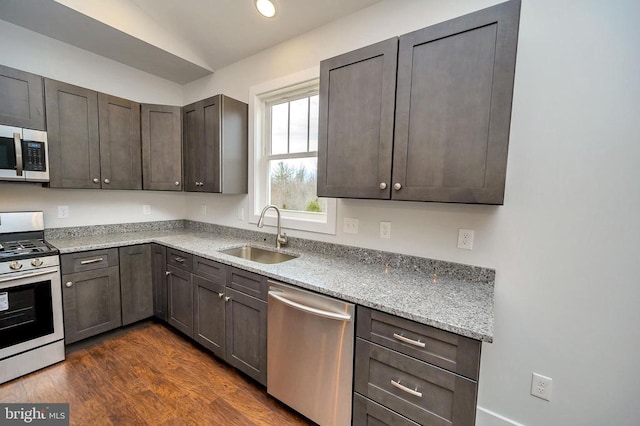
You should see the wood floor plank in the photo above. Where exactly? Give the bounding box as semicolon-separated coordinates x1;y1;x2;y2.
0;322;312;426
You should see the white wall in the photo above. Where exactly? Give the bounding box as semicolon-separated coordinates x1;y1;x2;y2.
0;19;186;227
184;1;640;425
2;1;639;424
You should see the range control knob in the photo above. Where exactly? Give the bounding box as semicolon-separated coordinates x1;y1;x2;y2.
9;261;23;270
31;258;44;267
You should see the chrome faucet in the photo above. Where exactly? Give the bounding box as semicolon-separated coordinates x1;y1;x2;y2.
257;205;288;249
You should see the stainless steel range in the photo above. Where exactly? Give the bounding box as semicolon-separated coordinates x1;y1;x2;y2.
0;211;64;384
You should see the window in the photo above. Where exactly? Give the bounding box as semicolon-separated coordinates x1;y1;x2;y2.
249;69;336;234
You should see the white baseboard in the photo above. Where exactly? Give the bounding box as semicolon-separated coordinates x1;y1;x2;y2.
476;406;525;426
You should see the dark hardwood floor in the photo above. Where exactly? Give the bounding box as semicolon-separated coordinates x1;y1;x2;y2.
0;322;312;425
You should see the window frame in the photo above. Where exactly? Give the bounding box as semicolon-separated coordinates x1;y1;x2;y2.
248;67;337;235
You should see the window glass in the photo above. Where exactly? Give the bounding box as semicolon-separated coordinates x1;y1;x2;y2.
269;158;326;213
271;102;288;155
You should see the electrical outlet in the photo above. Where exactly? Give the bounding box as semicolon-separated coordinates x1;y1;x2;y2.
344;217;359;234
531;373;553;401
143;205;151;215
201;205;207;216
457;229;474;250
380;221;391;239
57;206;69;219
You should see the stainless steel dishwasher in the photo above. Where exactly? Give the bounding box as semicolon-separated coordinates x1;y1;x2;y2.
267;281;354;426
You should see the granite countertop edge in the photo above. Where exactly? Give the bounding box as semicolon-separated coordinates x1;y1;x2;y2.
49;229;494;343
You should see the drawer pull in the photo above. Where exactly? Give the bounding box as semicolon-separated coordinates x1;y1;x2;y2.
174;257;185;263
80;257;104;265
391;379;422;398
393;333;426;348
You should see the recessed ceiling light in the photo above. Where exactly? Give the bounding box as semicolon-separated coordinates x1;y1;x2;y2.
255;0;277;18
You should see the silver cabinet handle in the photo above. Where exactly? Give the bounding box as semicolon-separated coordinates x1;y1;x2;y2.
174;257;185;263
93;178;99;184
393;183;402;190
224;296;231;302
393;333;426;348
104;178;110;184
65;281;73;288
165;271;171;276
379;182;387;190
391;380;422;398
175;181;180;186
268;290;352;321
80;257;103;265
13;132;23;176
218;293;224;299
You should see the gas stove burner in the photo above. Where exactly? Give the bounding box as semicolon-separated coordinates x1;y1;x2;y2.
0;239;58;261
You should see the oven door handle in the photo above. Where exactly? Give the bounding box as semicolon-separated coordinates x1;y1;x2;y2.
14;132;23;176
0;268;58;284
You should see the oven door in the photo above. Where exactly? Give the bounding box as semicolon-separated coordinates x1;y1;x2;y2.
0;266;63;360
0;125;25;181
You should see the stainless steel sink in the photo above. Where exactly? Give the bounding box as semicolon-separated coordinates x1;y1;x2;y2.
218;245;298;264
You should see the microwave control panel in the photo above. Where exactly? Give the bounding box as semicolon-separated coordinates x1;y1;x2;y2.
22;141;46;171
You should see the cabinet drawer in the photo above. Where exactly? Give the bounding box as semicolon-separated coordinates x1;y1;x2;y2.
227;267;267;301
353;393;420;426
61;248;118;274
193;256;225;283
357;306;481;380
355;339;477;426
166;248;193;272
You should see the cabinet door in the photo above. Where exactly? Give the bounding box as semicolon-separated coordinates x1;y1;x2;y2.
167;265;193;337
62;266;122;344
119;244;153;326
200;96;222;193
193;275;225;359
183;101;201;192
392;0;520;204
0;64;45;130
219;95;247;194
225;287;267;385
98;93;142;190
45;78;100;188
317;38;398;199
141;104;182;191
353;393;420;426
151;244;168;321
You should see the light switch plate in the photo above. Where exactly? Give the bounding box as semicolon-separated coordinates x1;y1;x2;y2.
344;217;359;234
57;206;69;219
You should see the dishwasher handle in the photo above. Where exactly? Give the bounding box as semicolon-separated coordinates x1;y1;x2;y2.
268;290;352;321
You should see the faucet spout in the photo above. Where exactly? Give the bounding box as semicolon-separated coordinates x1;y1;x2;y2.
257;205;288;249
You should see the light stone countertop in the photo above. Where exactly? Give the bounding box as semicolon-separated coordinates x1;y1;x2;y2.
49;229;494;342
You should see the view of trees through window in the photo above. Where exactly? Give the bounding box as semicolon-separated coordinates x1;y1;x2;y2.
267;94;326;214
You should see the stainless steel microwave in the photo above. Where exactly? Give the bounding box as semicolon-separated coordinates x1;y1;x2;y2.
0;124;49;183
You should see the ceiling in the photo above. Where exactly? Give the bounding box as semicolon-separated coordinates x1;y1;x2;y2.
0;0;381;84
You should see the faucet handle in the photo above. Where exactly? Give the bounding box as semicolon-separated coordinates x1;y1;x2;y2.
277;232;288;248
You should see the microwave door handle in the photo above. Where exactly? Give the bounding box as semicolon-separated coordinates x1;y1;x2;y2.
14;132;23;176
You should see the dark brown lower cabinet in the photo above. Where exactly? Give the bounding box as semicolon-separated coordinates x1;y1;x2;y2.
167;265;194;337
354;306;481;426
62;253;122;344
119;245;153;326
193;275;226;358
224;286;267;385
151;244;168;321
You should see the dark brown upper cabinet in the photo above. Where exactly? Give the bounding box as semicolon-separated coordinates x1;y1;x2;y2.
183;95;248;194
0;64;46;130
318;0;520;205
45;79;100;189
45;79;142;189
317;38;398;200
141;104;183;191
98;93;142;190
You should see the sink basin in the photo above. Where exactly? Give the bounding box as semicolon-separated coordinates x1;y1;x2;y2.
219;245;298;264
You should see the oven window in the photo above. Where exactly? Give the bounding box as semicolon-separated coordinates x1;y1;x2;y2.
0;280;54;350
0;136;17;170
